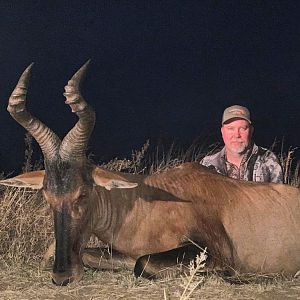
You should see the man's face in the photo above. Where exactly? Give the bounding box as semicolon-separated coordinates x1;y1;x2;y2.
221;118;253;155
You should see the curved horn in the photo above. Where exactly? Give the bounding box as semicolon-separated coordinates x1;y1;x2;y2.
59;60;96;161
8;63;61;161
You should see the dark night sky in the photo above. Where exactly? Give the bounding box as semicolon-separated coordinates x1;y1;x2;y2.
1;1;300;174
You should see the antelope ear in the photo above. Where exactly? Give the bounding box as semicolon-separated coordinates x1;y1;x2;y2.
0;170;45;189
92;167;138;190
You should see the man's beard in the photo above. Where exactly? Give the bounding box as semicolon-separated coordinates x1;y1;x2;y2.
228;141;248;154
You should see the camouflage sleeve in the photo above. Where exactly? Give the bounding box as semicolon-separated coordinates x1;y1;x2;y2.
264;151;284;184
200;156;224;174
200;156;211;168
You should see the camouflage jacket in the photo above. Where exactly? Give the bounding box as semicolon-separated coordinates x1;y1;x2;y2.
201;143;283;183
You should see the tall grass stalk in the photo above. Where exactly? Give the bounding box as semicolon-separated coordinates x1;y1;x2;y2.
179;248;207;300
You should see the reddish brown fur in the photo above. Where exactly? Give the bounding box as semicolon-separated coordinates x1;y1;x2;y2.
66;162;300;278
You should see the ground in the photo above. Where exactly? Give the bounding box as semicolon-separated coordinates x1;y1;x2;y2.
0;265;300;300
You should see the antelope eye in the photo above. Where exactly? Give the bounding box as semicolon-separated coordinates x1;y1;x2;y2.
74;190;88;205
78;191;87;200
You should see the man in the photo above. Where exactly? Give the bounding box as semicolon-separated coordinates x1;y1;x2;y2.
201;105;283;183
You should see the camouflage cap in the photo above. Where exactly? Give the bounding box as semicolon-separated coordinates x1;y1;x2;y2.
222;105;251;125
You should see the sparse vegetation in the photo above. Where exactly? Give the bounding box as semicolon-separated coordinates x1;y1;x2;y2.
0;138;300;299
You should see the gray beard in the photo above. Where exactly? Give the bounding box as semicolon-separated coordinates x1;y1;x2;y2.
228;143;247;155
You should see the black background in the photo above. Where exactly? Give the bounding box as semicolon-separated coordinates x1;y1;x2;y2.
1;1;300;174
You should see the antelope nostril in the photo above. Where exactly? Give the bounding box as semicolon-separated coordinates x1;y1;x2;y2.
52;277;73;286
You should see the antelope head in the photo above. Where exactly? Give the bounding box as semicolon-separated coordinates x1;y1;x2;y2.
2;61;137;285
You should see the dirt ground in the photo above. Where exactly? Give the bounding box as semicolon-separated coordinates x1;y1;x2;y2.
0;265;300;300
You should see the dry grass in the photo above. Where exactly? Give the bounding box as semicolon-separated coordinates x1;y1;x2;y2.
280;147;300;186
0;265;300;300
0;188;52;267
1;139;300;299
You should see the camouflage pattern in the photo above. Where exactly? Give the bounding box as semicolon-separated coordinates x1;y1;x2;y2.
201;143;283;183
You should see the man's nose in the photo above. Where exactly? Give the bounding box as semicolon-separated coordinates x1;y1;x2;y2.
233;129;241;137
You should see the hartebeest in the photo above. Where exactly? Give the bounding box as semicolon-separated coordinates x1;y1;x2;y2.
1;62;300;286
